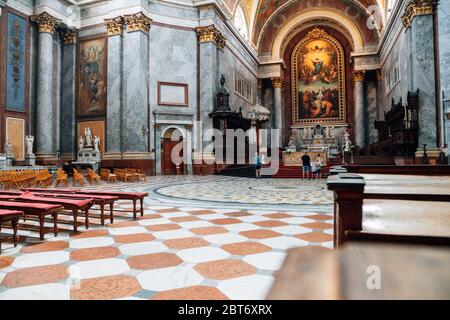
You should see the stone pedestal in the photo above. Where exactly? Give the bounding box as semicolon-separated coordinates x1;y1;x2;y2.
76;148;102;172
25;154;36;166
415;147;443;165
6;154;14;167
0;156;6;168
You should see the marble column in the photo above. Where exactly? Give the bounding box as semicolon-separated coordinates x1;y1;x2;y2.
366;80;378;145
31;12;60;161
403;0;438;147
60;29;77;160
122;12;152;159
272;78;284;147
104;17;124;159
196;25;226;155
439;0;450;156
353;71;365;148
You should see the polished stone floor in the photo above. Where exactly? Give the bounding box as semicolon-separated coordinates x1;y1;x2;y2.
0;176;334;300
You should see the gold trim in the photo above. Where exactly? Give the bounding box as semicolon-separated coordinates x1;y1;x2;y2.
402;0;435;28
291;28;347;126
353;71;365;82
124;12;152;33
31;12;60;34
105;16;124;36
272;77;284;88
196;25;227;50
62;29;77;45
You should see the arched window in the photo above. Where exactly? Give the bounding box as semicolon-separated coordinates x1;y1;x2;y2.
234;4;249;41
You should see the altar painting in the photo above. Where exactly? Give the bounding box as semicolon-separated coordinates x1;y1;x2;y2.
78;38;107;116
292;29;346;126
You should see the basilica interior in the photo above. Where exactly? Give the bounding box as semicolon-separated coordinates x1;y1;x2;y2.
0;0;449;302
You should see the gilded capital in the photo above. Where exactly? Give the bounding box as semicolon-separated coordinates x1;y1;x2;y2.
272;77;284;89
401;0;435;28
124;12;152;33
62;29;77;45
196;25;227;50
105;16;124;36
31;12;60;34
353;71;365;82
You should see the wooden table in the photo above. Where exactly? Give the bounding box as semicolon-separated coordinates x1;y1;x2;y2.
267;244;450;300
0;209;24;253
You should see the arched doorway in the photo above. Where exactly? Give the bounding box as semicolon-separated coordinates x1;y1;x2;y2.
161;128;185;175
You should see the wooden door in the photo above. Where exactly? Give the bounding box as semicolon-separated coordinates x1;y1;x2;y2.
162;128;184;175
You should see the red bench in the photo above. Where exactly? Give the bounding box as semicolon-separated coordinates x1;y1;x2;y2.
17;193;94;233
0;201;62;240
24;188;148;220
0;209;24;253
31;192;118;226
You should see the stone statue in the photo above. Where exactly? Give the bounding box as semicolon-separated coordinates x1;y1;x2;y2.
84;128;93;147
325;127;330;138
94;136;100;152
5;141;13;155
330;127;336;138
343;131;352;153
79;136;85;151
307;127;312;139
288;134;297;149
25;136;34;155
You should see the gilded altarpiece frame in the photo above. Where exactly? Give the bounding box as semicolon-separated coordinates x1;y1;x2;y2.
291;28;346;126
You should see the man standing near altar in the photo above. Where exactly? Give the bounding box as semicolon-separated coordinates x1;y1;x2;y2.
301;152;312;180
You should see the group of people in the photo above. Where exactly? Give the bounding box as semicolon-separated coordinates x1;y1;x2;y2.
253;152;323;180
301;152;323;180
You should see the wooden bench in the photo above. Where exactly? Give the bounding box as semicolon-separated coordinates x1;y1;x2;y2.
23;188;148;220
327;173;450;248
17;193;94;233
267;244;450;300
0;209;24;253
0;201;62;240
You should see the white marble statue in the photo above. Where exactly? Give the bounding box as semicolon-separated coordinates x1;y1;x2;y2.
325;127;330;138
5;141;13;155
79;136;85;151
331;127;336;138
343;131;352;153
25;135;34;155
288;134;297;149
84;128;93;147
94;136;101;152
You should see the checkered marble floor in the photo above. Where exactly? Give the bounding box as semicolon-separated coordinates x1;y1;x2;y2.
0;176;333;300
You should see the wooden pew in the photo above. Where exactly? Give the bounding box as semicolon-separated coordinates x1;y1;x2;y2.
17;193;94;233
23;188;148;220
327;173;450;248
267;244;450;300
0;209;24;253
0;201;61;240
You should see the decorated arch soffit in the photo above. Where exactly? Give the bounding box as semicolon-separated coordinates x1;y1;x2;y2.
253;0;382;55
291;28;347;127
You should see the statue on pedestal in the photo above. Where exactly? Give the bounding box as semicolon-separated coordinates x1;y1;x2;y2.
331;127;336;138
288;134;297;150
84;128;93;147
94;136;101;152
25;136;34;155
79;136;85;151
5;141;13;155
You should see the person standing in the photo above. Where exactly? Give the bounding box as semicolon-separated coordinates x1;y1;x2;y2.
301;152;311;180
254;153;262;179
315;154;323;180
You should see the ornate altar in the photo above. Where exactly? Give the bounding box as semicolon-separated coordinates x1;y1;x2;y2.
282;151;328;167
74;128;102;172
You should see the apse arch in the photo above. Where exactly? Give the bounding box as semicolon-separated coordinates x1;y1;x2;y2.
270;8;365;60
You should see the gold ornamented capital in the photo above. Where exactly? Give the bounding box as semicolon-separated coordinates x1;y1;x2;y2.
271;77;284;89
105;16;124;36
124;12;152;33
62;29;77;45
353;71;365;82
401;0;435;28
31;12;60;34
196;25;227;50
